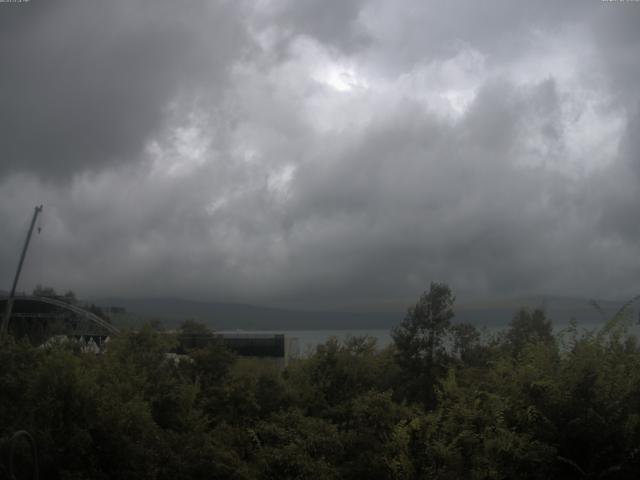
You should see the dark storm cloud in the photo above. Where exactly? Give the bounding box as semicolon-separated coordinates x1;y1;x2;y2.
0;0;246;177
1;0;640;308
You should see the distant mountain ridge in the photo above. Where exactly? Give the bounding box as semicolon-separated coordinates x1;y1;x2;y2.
94;297;400;330
93;295;636;330
455;295;632;328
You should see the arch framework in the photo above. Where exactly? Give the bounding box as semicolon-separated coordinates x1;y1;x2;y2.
0;295;119;336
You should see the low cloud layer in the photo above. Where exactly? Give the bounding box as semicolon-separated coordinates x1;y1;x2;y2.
1;0;639;310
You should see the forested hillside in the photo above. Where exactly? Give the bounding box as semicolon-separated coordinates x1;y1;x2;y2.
2;283;640;479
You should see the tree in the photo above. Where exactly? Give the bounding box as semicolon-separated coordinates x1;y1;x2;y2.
287;336;394;417
506;308;553;355
62;290;77;305
450;322;485;366
392;282;455;408
32;284;57;298
177;319;213;352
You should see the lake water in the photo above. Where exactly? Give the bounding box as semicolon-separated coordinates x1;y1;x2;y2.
285;329;393;354
226;319;631;357
217;329;393;356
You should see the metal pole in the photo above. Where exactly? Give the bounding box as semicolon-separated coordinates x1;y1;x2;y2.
1;205;43;338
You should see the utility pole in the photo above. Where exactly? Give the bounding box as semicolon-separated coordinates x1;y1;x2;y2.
1;205;43;339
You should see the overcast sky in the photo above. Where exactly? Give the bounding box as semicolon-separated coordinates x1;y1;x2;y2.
1;0;639;310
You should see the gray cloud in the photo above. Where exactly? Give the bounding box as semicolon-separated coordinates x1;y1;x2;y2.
0;0;247;177
263;0;370;53
1;0;640;310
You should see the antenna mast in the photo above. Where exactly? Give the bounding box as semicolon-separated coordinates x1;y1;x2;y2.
1;205;44;338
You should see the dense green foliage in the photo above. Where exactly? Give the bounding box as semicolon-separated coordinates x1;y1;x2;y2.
2;283;640;479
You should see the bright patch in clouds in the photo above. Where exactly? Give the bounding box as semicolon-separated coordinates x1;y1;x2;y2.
317;64;368;92
148;112;211;178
